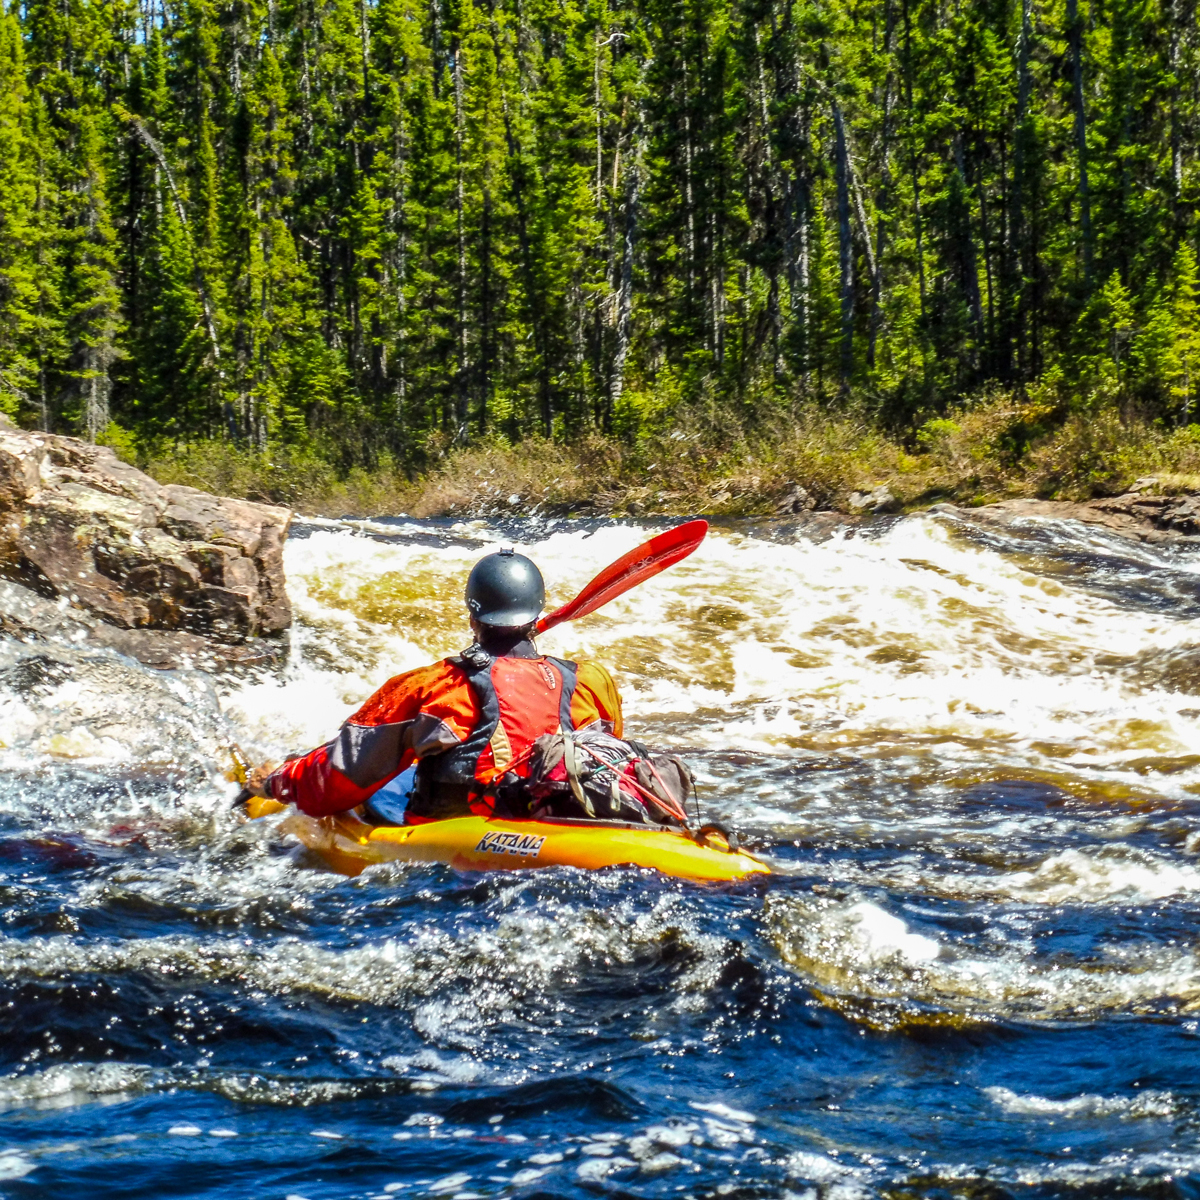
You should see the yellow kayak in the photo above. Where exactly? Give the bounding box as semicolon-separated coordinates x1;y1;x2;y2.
246;797;770;883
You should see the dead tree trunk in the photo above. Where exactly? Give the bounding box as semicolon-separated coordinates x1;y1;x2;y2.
832;99;854;390
1066;0;1093;285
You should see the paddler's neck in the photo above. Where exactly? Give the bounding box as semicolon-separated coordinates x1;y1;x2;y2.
474;623;539;659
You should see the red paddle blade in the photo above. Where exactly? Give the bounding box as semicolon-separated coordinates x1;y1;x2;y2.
536;520;709;635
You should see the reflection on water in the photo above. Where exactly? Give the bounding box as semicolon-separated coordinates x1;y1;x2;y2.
1;510;1199;1197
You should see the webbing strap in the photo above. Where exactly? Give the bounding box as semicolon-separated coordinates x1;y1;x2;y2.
560;732;595;817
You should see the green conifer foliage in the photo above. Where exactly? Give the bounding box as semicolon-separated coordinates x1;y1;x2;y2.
0;8;39;417
2;0;1200;457
61;110;125;441
1166;243;1200;420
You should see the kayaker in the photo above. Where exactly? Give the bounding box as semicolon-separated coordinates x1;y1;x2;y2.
245;550;624;823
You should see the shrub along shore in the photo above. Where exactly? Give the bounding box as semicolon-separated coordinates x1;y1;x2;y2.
123;391;1200;521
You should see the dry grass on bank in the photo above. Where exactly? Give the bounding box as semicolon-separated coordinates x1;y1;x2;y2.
131;394;1200;519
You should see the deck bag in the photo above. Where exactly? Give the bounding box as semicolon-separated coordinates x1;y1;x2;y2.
516;729;692;826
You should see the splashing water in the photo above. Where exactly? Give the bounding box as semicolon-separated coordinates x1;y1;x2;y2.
1;510;1199;1197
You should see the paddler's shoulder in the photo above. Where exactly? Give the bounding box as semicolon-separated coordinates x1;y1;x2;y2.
567;660;622;729
571;659;620;693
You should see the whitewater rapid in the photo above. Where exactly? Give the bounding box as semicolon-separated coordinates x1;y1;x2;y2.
0;508;1198;1198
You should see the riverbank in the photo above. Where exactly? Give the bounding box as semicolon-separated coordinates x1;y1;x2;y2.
125;394;1200;521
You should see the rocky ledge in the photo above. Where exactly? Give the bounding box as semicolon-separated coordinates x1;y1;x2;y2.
932;484;1200;546
0;417;291;669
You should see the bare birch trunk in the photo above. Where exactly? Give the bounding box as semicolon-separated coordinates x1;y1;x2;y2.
832;99;854;389
1067;0;1093;284
1170;0;1183;220
680;62;696;317
122;112;223;374
1007;0;1034;375
84;350;110;443
953;135;985;348
610;140;641;414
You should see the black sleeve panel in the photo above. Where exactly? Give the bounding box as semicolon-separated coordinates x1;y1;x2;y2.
328;713;463;789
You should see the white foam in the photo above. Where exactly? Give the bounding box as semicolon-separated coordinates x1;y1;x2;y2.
784;1151;868;1186
689;1101;756;1123
428;1172;471;1193
0;1062;154;1111
826;845;1200;908
509;1168;550;1184
768;893;1200;1023
576;1156;635;1181
0;891;725;1028
700;1118;753;1148
961;847;1200;905
381;1050;484;1087
926;1146;1200;1189
0;1151;36;1180
639;1152;683;1172
641;1123;696;1148
985;1085;1176;1118
842;902;941;966
0;642;228;769
403;1113;444;1127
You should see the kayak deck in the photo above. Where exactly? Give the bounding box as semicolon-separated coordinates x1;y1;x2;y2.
251;800;769;882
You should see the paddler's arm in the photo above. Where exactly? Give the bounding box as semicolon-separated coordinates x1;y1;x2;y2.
259;661;470;817
571;662;624;739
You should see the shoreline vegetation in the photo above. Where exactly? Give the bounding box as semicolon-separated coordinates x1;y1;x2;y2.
121;391;1200;520
7;0;1200;523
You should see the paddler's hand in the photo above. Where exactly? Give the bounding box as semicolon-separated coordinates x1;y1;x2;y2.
245;762;278;798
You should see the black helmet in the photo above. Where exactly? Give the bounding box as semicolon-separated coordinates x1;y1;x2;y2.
465;549;545;627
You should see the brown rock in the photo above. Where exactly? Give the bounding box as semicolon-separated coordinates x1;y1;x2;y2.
1160;494;1200;535
951;491;1200;546
0;578;283;670
0;417;291;660
847;485;900;514
776;483;816;514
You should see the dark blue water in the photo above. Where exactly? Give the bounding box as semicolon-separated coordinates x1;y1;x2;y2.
2;512;1199;1198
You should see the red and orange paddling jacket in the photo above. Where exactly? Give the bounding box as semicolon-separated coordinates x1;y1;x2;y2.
264;640;623;821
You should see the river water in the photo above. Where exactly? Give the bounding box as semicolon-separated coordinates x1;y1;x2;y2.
2;511;1200;1198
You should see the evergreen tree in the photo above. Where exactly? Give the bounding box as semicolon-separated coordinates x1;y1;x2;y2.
1;0;1200;459
1166;242;1200;421
0;6;39;418
61;110;124;440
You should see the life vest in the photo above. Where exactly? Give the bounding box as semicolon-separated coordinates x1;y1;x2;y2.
410;654;578;820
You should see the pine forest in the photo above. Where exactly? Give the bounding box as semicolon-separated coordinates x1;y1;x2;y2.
3;0;1200;495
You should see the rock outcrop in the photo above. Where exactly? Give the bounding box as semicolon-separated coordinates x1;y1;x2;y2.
0;417;291;667
847;485;900;515
776;483;817;514
934;489;1200;546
